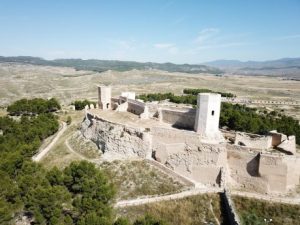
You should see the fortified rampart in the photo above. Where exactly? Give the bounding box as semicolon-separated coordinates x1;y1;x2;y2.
151;126;227;187
226;144;300;193
81;112;151;160
82;108;300;193
160;108;196;129
80;86;300;194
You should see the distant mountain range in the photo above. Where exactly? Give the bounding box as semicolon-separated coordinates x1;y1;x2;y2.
203;58;300;78
0;56;221;74
1;56;299;78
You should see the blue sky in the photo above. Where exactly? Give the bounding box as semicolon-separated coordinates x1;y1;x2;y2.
0;0;300;63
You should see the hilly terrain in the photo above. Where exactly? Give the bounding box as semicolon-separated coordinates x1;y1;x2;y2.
0;56;221;74
204;58;300;78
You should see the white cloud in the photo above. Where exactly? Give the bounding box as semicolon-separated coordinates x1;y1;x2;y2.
194;28;220;43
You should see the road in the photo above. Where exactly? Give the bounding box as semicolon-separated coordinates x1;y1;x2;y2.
32;122;67;162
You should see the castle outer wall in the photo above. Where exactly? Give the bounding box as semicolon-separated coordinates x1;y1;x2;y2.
81;110;300;193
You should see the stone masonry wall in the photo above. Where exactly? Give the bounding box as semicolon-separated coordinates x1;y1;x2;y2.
227;146;269;193
234;132;272;150
81;111;300;193
151;126;227;186
160;108;196;130
127;99;145;115
81;113;151;159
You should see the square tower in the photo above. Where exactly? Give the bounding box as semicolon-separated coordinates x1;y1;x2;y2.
98;85;111;110
194;93;222;141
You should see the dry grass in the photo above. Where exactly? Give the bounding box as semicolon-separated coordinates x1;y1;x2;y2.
68;131;101;159
1;63;299;119
233;195;300;225
117;194;223;225
0;108;7;117
99;160;188;200
40;110;84;169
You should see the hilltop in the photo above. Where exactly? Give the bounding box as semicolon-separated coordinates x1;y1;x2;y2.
0;56;221;74
204;57;300;78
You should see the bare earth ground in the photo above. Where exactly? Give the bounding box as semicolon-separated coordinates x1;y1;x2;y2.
0;63;299;118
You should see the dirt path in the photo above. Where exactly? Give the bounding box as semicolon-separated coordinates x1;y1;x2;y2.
115;188;300;208
209;199;221;225
115;187;222;208
32;122;67;162
231;190;300;205
65;137;100;164
65;138;87;160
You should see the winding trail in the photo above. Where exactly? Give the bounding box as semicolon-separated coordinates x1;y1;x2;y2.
32;122;67;162
65;137;87;160
114;187;300;209
115;187;222;208
65;137;100;164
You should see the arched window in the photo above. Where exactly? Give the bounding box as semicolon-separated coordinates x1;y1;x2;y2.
211;110;215;116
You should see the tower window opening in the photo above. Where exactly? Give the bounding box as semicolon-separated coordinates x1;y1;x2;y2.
211;110;215;116
106;103;110;109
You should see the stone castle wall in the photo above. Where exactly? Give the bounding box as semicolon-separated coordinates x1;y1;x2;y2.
127;99;145;115
226;144;300;193
151;126;227;187
81;111;300;193
160;108;196;129
81;113;151;159
234;132;272;150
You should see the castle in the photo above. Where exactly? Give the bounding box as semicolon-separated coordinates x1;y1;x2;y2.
81;85;300;194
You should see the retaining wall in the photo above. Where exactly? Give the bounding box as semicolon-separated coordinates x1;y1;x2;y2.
160;108;196;129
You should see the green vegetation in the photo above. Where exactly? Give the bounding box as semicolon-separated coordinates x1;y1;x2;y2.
0;114;59;158
0;99;115;224
117;194;223;225
73;100;96;110
233;196;300;225
0;98;173;224
137;93;197;105
183;88;236;98
137;88;235;105
137;91;300;144
7;98;61;115
220;103;300;144
115;215;167;225
66;115;72;125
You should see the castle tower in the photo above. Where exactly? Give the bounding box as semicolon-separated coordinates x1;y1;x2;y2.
98;85;111;110
194;93;222;141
